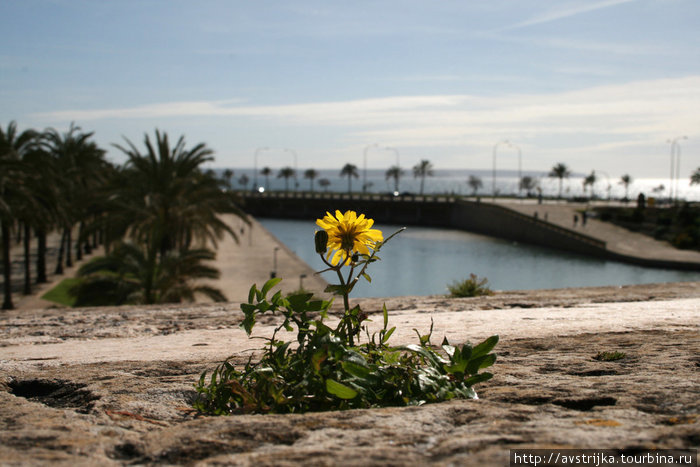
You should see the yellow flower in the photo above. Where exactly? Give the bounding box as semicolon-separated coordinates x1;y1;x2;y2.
316;210;383;265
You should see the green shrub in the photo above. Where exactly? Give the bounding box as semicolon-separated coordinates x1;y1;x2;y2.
447;274;494;297
193;282;498;414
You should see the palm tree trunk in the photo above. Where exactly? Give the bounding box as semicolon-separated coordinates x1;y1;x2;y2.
420;176;425;195
93;214;99;249
76;222;83;261
23;223;31;295
65;227;73;267
2;222;14;310
55;229;66;275
15;221;22;245
36;228;47;283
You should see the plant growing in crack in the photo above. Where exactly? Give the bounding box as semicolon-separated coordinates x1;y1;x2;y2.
194;210;498;414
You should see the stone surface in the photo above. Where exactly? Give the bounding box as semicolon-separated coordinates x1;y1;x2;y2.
1;282;699;466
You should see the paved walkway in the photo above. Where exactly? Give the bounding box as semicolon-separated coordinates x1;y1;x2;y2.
501;200;700;265
10;215;328;311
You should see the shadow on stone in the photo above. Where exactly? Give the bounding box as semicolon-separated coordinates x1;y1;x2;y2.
552;397;617;411
8;379;99;414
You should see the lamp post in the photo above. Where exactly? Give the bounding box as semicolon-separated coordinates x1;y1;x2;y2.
271;246;280;278
509;142;523;197
253;147;269;192
596;170;612;202
492;139;511;200
385;146;400;167
363;143;379;193
385;146;401;194
284;148;298;192
667;136;688;204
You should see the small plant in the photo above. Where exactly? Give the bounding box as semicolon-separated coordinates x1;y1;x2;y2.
447;274;494;297
593;351;626;361
194;210;498;414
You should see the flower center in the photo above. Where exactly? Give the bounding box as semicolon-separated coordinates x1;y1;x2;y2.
339;225;358;251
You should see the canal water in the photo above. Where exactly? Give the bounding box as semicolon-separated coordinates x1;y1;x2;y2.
258;218;700;297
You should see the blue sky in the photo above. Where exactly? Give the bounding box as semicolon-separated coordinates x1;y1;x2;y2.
1;0;699;178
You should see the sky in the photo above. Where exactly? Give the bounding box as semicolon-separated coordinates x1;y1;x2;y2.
1;0;699;178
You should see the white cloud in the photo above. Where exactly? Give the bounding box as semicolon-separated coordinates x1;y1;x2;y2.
32;76;700;175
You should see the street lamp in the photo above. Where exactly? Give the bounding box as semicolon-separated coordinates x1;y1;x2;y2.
667;136;688;203
385;146;400;167
363;143;379;193
595;170;612;202
492;139;511;200
253;147;269;192
385;146;401;194
271;246;280;278
509;142;523;197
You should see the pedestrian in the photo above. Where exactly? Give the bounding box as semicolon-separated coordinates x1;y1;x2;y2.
582;211;587;226
573;214;578;227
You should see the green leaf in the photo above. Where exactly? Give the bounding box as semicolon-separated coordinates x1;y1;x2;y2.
465;354;497;375
324;284;351;296
401;344;446;367
247;284;257;304
261;277;283;297
240;310;256;334
326;379;358;399
441;343;456;358
341;361;371;379
471;335;499;359
465;372;493;387
287;292;314;311
382;304;389;329
381;326;396;344
361;273;372;283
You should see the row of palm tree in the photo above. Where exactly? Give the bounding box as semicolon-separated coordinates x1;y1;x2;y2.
1;122;107;309
1;122;245;310
549;163;634;200
240;159;436;195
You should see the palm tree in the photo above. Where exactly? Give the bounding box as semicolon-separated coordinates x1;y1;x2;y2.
0;121;39;309
17;145;62;294
549;163;571;199
690;168;700;185
111;130;246;260
71;242;225;306
222;169;234;189
519;176;539;197
467;175;483;196
260;167;272;191
340;163;359;194
412;159;434;195
583;171;597;199
319;178;331;192
43;123;107;273
238;174;249;190
619;174;633;201
277;167;296;192
385;165;403;193
304;168;319;192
